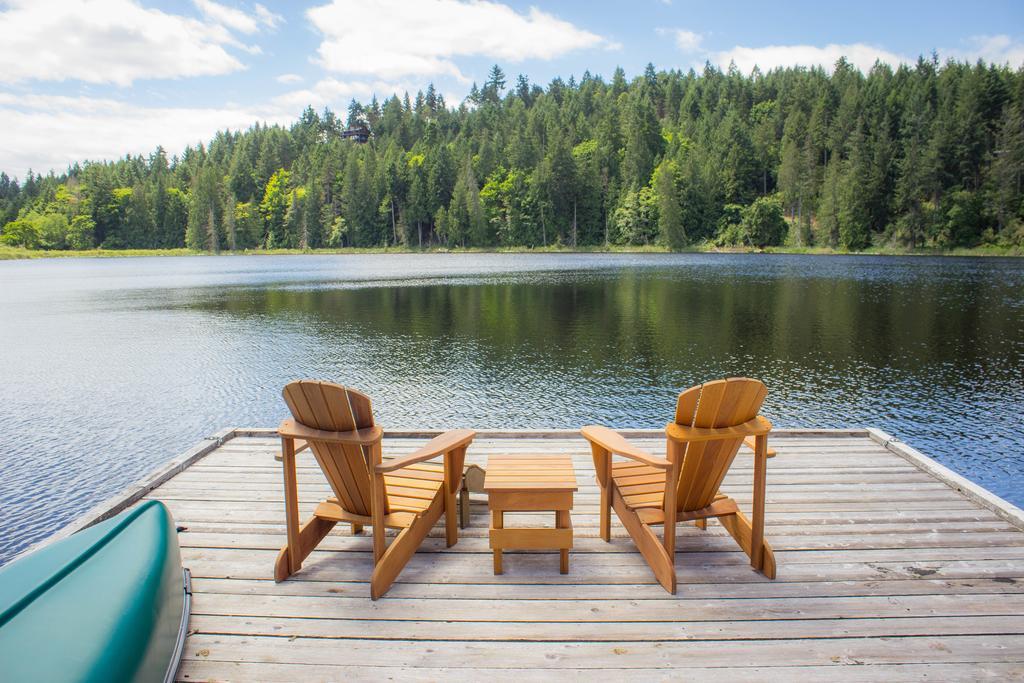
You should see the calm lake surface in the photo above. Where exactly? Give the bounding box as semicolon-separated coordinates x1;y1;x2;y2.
1;253;1022;563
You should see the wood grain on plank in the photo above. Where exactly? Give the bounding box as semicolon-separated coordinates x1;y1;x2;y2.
128;430;1024;679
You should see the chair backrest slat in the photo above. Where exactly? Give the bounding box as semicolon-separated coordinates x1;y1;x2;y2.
283;380;379;516
672;378;767;512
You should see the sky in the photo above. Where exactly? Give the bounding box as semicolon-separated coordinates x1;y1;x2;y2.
1;0;1022;177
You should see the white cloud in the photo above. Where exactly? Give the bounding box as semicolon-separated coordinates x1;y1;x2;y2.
674;30;704;53
192;0;279;34
254;4;282;29
712;43;909;74
946;34;1024;67
0;93;292;175
306;0;608;80
0;74;423;175
268;78;428;114
0;0;278;86
275;73;305;85
698;34;1024;74
658;28;704;53
271;78;412;112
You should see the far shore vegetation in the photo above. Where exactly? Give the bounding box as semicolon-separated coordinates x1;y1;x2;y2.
2;241;1020;261
2;58;1023;258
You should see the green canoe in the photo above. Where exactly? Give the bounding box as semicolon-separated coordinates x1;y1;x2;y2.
0;500;191;683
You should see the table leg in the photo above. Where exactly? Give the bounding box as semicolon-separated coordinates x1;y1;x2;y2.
557;510;570;574
492;510;503;575
459;485;470;529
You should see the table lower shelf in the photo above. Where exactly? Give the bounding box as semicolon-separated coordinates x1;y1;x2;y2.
489;510;573;574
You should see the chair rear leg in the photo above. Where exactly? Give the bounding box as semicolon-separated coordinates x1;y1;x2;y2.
611;488;676;593
717;510;776;579
459;485;470;529
371;495;444;599
444;486;458;547
274;515;337;582
599;482;611;542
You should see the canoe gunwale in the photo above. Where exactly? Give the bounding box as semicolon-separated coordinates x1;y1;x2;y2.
163;568;191;683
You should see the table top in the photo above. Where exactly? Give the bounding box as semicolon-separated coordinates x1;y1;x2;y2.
483;454;578;492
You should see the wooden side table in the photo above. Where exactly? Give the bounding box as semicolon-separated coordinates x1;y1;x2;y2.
484;454;578;574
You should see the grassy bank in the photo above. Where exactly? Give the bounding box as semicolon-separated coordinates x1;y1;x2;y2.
1;243;1021;261
0;246;201;260
761;243;1024;257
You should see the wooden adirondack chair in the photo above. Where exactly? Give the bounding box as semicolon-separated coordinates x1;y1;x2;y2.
275;380;475;599
581;378;775;594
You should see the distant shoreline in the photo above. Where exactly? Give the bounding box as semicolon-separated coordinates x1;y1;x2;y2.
1;243;1021;261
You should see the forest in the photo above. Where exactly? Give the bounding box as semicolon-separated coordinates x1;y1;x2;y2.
1;56;1022;253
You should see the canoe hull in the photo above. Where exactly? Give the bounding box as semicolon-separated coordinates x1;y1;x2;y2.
0;500;190;683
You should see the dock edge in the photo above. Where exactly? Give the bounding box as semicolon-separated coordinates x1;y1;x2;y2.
868;427;1024;531
14;427;237;561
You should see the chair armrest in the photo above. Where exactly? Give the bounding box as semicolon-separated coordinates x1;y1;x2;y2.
278;419;383;446
665;415;772;444
275;438;309;463
581;425;672;469
376;429;476;473
743;437;777;458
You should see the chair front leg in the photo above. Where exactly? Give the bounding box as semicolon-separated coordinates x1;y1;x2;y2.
663;439;683;559
444;484;458;547
443;446;467;547
600;481;611;542
589;444;612;542
663;508;677;558
751;433;768;570
369;442;387;564
280;435;302;577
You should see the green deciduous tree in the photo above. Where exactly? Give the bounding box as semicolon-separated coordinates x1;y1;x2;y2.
260;168;291;248
68;215;96;250
740;194;787;247
612;186;658;245
0;218;40;248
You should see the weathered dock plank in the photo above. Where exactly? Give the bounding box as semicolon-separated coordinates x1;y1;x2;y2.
53;429;1024;681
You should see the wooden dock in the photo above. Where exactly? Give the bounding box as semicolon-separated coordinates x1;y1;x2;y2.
74;429;1024;680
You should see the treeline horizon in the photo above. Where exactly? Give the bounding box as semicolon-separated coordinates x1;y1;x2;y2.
1;55;1022;253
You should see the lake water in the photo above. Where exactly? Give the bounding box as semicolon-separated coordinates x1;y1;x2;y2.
1;253;1022;563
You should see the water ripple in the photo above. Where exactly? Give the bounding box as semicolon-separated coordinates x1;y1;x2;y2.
0;253;1022;563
